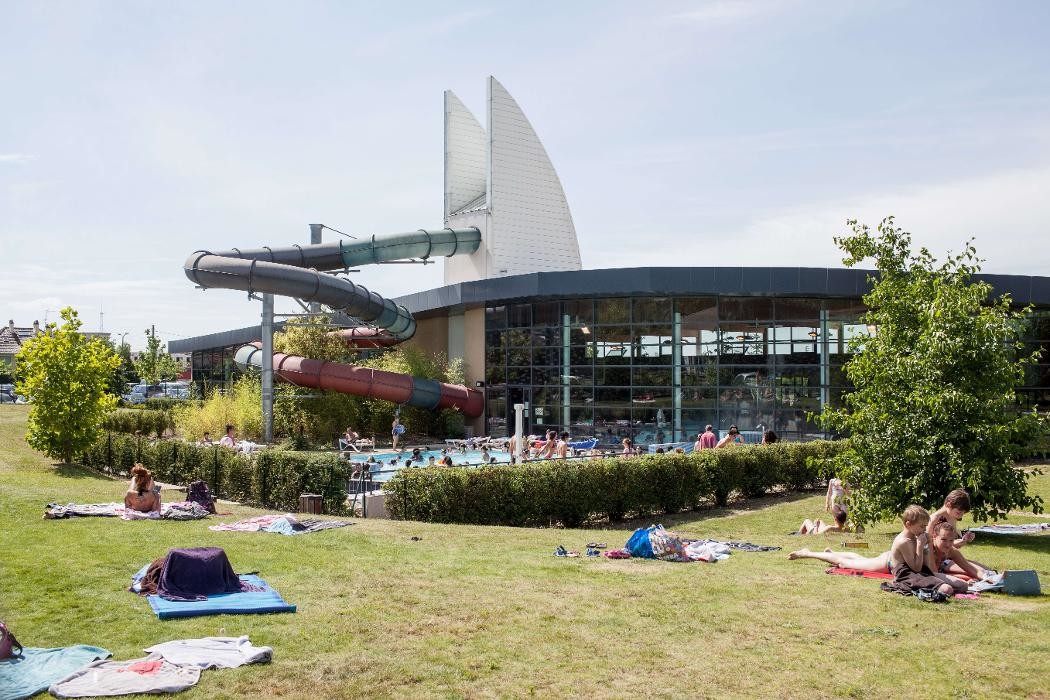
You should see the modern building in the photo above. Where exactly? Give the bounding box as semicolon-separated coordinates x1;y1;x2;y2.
171;77;1050;444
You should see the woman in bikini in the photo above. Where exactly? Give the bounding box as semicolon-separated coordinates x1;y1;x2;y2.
124;464;161;514
797;505;849;534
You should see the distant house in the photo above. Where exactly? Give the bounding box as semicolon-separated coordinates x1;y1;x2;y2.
0;319;111;368
0;320;41;368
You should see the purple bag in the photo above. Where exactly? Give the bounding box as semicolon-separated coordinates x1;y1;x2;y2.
0;620;23;659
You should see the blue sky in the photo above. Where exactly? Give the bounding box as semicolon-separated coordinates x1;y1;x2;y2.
2;1;1049;348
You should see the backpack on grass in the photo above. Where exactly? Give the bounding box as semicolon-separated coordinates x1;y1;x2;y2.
186;480;216;514
0;621;23;659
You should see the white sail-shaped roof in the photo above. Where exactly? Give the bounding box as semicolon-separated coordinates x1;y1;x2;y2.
488;77;582;275
443;77;583;284
444;90;488;218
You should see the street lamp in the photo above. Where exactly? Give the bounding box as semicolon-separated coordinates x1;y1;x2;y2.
119;331;129;349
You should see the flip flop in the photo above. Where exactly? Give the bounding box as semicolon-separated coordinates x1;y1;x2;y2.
586;542;607;549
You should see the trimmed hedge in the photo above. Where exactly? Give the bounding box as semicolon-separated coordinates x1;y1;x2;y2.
102;409;173;438
80;433;352;514
386;441;847;527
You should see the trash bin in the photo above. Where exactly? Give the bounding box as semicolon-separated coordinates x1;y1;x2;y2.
298;493;323;514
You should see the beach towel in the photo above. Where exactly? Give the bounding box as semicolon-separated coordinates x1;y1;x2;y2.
45;502;210;521
0;645;110;700
144;636;272;669
208;514;351;535
969;522;1049;535
826;566;893;580
49;656;200;697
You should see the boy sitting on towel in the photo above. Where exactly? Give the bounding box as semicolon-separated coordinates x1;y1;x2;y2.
884;505;957;598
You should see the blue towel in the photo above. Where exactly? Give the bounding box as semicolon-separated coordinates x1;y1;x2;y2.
144;574;296;620
0;645;110;700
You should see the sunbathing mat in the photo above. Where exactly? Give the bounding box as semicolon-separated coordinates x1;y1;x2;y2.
147;575;296;620
207;513;351;535
131;565;296;619
45;502;210;521
969;522;1049;535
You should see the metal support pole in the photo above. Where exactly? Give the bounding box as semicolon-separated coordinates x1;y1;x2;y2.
261;293;275;444
818;309;829;438
562;313;570;433
672;309;682;442
308;224;323;314
513;403;525;460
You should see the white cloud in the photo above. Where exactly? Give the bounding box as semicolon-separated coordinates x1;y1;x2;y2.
0;153;36;163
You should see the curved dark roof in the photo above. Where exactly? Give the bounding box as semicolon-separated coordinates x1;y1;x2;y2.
394;266;1050;316
170;266;1050;352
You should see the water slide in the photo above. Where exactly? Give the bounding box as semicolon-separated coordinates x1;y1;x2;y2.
183;228;485;417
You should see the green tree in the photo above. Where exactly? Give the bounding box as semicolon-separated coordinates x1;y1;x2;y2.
15;307;121;464
105;340;137;396
821;217;1044;524
134;328;180;385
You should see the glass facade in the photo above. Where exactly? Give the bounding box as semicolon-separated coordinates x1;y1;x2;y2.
190;346;242;395
485;296;881;444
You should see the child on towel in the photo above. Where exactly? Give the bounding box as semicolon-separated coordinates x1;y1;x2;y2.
927;489;993;578
882;505;957;597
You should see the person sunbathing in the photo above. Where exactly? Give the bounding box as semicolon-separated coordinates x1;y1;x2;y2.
124;463;161;514
927;488;992;575
797;505;849;534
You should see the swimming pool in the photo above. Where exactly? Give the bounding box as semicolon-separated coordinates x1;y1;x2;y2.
347;448;513;482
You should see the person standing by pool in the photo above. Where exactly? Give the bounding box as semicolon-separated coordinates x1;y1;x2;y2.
391;413;405;450
556;432;570;458
541;430;557;459
716;425;745;447
694;425;717;451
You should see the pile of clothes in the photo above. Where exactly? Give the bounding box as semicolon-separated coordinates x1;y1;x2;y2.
600;525;781;563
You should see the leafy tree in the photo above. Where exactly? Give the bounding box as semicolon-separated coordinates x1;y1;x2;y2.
821;218;1044;524
105;340;137;396
134;328;180;385
15;307;121;464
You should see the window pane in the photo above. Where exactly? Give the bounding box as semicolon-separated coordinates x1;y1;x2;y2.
633;297;672;323
508;304;532;328
594;366;631;386
633;367;672;385
720;297;774;321
486;306;507;329
596;298;631;324
595;387;631;405
506;366;530;384
533;301;560;326
677;297;718;321
564;300;593;326
775;298;823;320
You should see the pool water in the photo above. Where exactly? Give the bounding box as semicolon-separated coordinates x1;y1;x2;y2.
347;448;513;482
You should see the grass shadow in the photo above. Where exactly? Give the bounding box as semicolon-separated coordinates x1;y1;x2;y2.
972;533;1050;556
587;488;821;532
52;463;120;482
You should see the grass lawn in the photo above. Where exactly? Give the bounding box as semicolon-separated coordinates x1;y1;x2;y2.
2;404;1049;699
